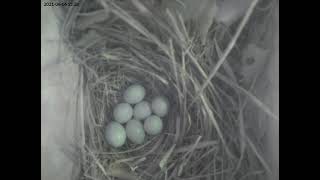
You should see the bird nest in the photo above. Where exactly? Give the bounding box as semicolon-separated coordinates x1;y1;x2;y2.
62;0;278;179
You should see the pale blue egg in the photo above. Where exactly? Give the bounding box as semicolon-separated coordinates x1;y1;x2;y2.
124;84;146;104
133;101;152;120
113;103;133;124
151;96;169;117
144;115;163;135
125;119;145;144
105;122;126;148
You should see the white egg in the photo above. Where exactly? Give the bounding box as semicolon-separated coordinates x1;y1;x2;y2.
125;119;145;144
151;96;169;117
124;84;146;104
105;122;126;148
113;103;133;124
144;115;163;135
133;101;152;120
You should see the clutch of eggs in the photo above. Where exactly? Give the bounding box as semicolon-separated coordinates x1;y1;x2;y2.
105;84;169;148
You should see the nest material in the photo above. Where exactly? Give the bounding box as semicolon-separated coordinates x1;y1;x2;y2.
62;0;278;179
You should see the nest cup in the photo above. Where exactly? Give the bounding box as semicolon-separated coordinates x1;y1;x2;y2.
86;63;221;180
84;54;194;179
83;46;228;179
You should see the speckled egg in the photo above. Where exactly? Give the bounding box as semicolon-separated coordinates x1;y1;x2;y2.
105;122;126;148
125;119;145;144
123;84;146;104
151;96;169;117
113;103;133;124
144;115;163;135
133;101;152;120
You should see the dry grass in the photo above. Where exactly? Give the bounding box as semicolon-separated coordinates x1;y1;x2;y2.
61;0;278;179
